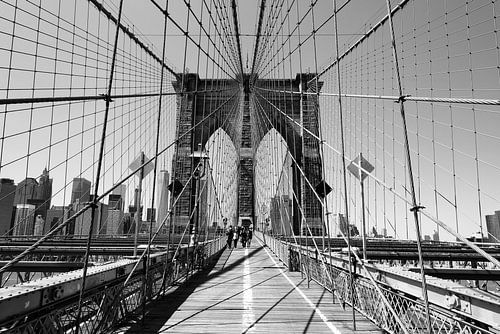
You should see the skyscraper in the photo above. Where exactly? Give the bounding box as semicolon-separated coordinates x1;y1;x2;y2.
12;169;53;233
73;200;108;236
107;194;124;235
106;209;123;235
71;178;91;205
0;178;16;236
14;178;38;206
112;184;126;201
35;168;52;219
33;214;45;235
157;170;170;226
486;213;500;243
45;205;73;235
13;204;36;235
108;194;123;211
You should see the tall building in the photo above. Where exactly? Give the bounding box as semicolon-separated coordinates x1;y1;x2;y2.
35;168;52;219
14;178;38;206
108;194;123;211
157;170;170;226
73;199;108;236
33;214;45;235
486;213;500;243
13;204;36;235
71;178;91;205
106;209;123;235
11;169;53;231
106;194;124;235
45;205;73;235
112;184;126;201
0;178;16;235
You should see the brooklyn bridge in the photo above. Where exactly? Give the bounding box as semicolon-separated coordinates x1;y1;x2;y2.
0;0;499;333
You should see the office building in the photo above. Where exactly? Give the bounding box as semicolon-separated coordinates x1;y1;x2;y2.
73;199;108;236
486;213;500;243
0;178;16;235
157;170;170;226
13;204;36;235
33;214;45;235
106;209;123;235
71;178;91;205
11;169;53;225
104;193;124;235
108;194;123;211
14;178;38;206
112;184;126;202
35;168;52;219
45;205;74;235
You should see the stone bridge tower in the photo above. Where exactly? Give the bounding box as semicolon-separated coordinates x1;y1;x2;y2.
170;73;324;236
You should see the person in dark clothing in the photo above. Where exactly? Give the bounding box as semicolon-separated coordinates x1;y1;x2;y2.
233;226;239;248
247;228;253;247
226;226;234;249
240;228;248;248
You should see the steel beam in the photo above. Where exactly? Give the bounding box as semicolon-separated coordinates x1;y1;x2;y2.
407;267;500;281
0;261;90;272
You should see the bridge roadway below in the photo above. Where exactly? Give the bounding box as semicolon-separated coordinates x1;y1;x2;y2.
113;239;381;334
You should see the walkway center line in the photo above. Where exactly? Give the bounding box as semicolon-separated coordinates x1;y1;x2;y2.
259;239;342;334
242;247;255;330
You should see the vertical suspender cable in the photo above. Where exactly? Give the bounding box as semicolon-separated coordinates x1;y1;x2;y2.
310;0;334;269
384;0;431;332
331;0;356;329
144;0;170;323
74;0;124;332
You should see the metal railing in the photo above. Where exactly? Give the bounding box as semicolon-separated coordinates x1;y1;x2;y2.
0;238;225;333
260;232;496;334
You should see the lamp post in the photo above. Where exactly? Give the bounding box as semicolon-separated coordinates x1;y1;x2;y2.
190;148;208;247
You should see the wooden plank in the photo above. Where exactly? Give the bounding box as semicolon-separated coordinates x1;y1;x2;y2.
114;240;383;333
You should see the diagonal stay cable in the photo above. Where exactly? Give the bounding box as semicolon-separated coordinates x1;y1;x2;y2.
252;91;409;334
0;90;238;275
253;89;500;269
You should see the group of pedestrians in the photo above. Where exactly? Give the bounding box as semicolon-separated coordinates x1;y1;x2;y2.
226;225;253;249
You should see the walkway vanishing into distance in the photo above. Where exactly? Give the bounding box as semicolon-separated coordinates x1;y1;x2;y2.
113;238;381;334
1;0;500;333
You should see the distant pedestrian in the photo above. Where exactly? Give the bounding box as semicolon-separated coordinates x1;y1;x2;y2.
226;226;234;249
247;227;253;247
233;226;239;248
240;228;248;248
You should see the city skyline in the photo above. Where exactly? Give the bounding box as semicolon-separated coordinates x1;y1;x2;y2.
0;167;174;236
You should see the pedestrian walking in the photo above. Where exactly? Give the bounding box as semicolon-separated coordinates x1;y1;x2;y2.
240;228;248;248
233;226;239;248
226;226;234;249
247;227;253;247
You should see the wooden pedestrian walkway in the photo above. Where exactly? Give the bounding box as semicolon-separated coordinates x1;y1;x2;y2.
114;238;382;333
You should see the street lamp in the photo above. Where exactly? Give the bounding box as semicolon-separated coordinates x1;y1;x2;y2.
189;147;209;247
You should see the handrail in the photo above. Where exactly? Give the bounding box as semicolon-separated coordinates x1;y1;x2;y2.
261;233;498;333
0;238;225;332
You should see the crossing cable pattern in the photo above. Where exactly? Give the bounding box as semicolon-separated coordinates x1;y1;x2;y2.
0;0;500;333
250;0;500;333
0;0;243;332
252;0;500;265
